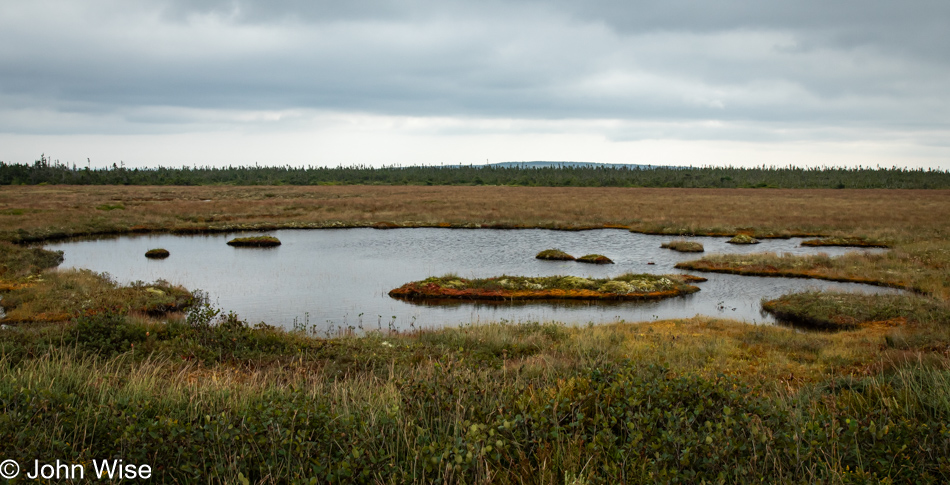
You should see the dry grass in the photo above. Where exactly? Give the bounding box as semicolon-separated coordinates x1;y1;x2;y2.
1;186;949;242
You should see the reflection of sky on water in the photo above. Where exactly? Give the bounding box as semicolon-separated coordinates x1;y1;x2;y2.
46;229;897;332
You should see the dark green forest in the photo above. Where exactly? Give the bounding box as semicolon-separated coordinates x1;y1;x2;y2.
2;156;948;188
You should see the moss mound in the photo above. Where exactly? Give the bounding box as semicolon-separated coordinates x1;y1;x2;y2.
144;248;170;259
577;254;614;264
535;249;575;261
390;273;700;301
660;240;704;252
227;236;281;247
727;234;760;245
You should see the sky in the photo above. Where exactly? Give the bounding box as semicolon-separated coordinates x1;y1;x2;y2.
1;0;949;169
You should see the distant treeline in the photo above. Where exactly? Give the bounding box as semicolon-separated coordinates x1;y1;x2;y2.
2;156;948;189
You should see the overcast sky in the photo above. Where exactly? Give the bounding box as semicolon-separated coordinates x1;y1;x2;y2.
1;0;949;169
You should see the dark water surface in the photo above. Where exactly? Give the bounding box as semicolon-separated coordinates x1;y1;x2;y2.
45;228;897;331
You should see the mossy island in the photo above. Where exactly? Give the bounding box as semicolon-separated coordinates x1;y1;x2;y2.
226;236;282;247
660;240;705;253
144;248;170;259
577;254;614;264
535;249;575;261
801;237;888;248
727;234;760;245
389;273;700;301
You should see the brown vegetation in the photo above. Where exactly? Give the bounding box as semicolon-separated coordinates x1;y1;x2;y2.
1;186;948;243
226;236;281;247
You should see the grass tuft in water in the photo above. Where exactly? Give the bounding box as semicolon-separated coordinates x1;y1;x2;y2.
727;234;760;244
226;235;281;247
535;249;575;261
144;248;170;259
660;239;705;252
576;254;614;264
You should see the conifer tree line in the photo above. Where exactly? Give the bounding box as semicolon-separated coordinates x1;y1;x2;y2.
2;156;948;189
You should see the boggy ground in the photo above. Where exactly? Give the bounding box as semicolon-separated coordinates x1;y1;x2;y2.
2;185;950;482
1;185;948;242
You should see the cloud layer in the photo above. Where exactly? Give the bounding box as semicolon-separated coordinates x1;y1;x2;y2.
1;0;948;168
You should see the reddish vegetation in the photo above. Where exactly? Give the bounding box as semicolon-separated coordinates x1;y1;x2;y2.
674;260;904;289
388;282;696;301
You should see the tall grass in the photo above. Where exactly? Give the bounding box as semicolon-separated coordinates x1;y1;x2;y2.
3;317;950;483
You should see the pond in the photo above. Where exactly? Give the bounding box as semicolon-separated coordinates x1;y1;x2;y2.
44;228;897;332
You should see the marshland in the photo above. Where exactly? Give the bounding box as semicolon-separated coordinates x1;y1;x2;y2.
2;179;950;483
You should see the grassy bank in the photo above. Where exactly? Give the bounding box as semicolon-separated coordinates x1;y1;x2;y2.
762;291;950;330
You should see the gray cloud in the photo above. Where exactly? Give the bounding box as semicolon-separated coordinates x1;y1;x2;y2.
0;0;948;149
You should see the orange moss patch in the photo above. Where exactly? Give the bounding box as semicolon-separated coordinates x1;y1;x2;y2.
0;281;34;291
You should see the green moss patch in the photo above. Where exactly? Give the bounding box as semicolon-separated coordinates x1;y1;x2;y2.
144;248;170;259
762;291;949;330
727;234;760;244
535;249;575;261
226;236;281;247
660;240;704;252
390;273;701;301
577;254;614;264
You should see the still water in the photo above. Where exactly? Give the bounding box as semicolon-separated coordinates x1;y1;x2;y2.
45;228;897;332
